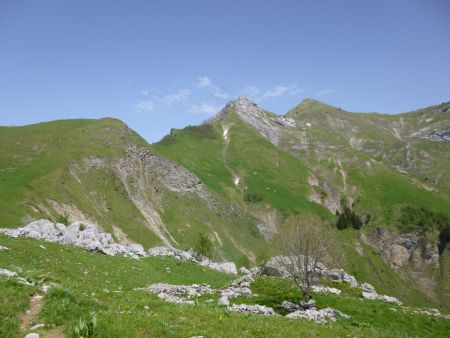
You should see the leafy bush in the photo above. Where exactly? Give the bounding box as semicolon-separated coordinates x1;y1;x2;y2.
194;232;213;260
336;207;363;230
245;192;264;203
57;213;69;225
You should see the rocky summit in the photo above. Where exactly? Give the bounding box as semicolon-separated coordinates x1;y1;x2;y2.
1;97;449;337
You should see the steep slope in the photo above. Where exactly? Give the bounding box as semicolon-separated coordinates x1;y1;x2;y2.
0;118;267;263
153;97;450;309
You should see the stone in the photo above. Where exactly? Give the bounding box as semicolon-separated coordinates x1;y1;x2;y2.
220;274;254;298
218;296;230;306
278;300;302;313
239;266;250;275
286;307;350;323
228;304;277;316
24;334;40;338
311;285;342;295
378;295;402;305
323;268;358;288
0;268;18;278
138;283;215;305
29;323;45;330
0;245;10;251
200;260;237;274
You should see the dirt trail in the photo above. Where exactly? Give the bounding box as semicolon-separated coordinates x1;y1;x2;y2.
20;292;65;338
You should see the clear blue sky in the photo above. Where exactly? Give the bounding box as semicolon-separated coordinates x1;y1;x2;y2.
1;0;449;142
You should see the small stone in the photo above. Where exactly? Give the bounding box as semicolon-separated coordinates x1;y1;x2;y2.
29;323;45;330
24;333;40;338
218;296;230;306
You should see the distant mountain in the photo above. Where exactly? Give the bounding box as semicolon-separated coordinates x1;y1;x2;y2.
153;97;450;309
1;97;449;309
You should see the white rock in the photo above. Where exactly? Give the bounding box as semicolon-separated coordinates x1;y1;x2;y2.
312;285;342;295
239;267;250;275
24;334;40;338
218;296;230;306
228;304;276;316
29;323;45;330
0;245;10;251
286;307;350;323
0;268;18;278
200;260;237;274
378;295;402;305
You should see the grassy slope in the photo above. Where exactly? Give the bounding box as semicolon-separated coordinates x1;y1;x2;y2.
1;236;449;337
0;119;267;263
284;99;450;221
152;104;449;309
152;112;330;219
0;118;145;228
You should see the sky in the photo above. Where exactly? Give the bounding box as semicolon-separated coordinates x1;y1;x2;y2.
0;0;449;142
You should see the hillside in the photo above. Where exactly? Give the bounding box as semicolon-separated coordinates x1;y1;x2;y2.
1;235;450;337
0;118;266;264
152;97;450;309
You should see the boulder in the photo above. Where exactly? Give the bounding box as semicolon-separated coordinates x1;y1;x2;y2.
278;300;303;313
323;268;358;288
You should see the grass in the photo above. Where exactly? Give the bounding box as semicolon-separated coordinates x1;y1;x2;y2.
0;118;268;263
234;276;450;337
1;236;449;337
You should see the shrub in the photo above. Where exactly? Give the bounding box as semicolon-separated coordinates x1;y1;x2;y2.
56;213;69;225
397;206;450;232
194;232;213;260
245;193;263;203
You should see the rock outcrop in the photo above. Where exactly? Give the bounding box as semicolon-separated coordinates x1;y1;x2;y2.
139;283;215;305
361;283;402;305
1;221;238;274
147;246;238;274
286;307;350;323
228;304;277;316
362;228;439;270
0;220;146;259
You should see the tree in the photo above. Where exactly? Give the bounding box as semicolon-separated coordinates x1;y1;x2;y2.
277;218;335;304
194;232;213;261
336;207;363;230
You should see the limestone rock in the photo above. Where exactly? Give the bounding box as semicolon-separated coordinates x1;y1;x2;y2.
0;268;18;278
286;307;350;323
24;334;40;338
228;304;276;316
218;296;230;306
139;283;215;305
0;220;146;259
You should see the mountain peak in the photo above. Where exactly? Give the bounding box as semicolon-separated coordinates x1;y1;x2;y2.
286;98;342;118
204;96;262;124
